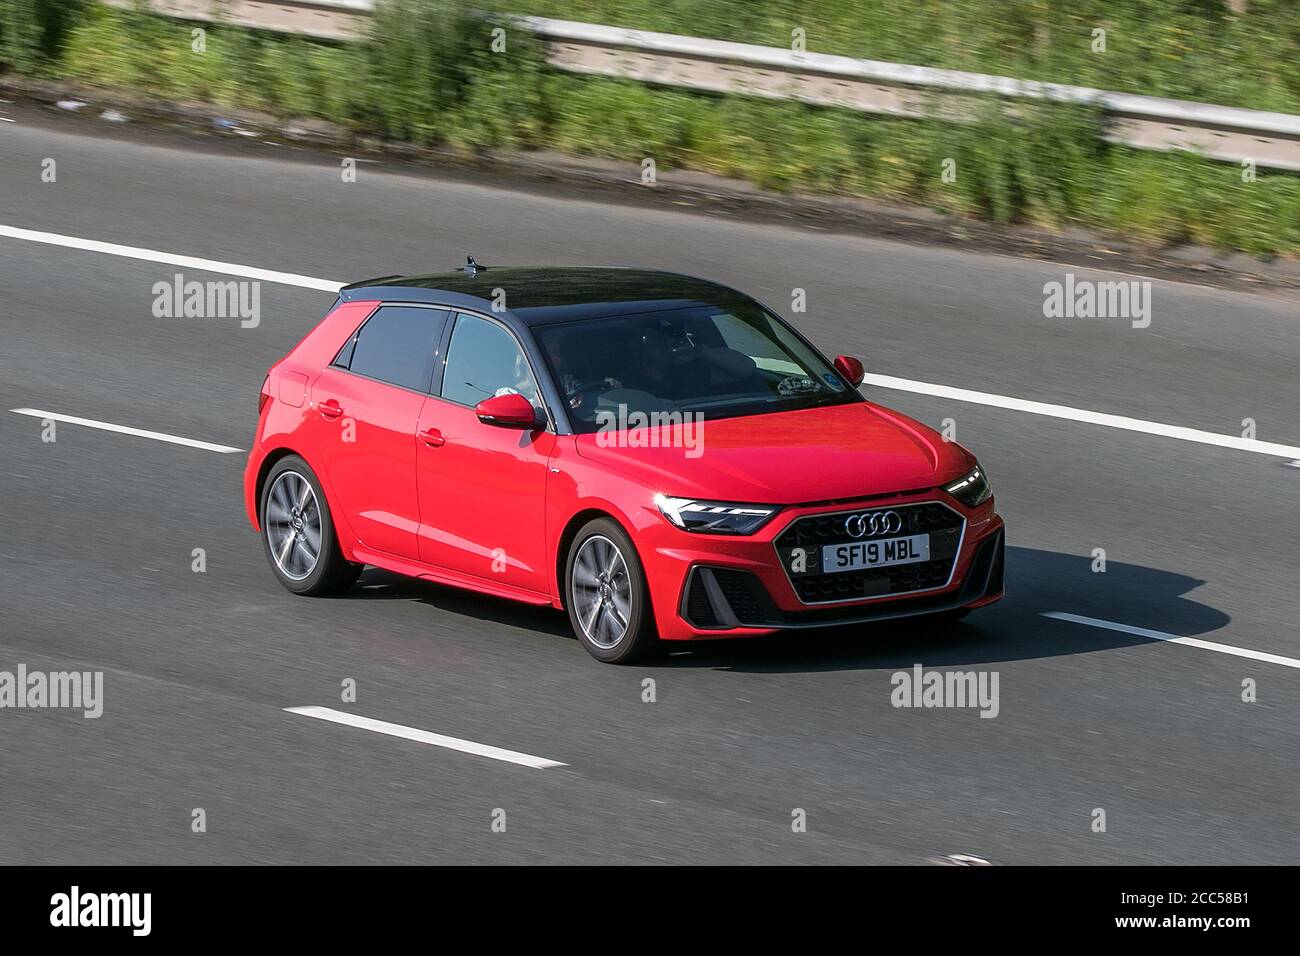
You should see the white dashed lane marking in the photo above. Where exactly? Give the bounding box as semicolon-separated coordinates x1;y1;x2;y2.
9;408;243;454
864;373;1300;461
0;224;342;292
284;706;568;769
1044;612;1300;670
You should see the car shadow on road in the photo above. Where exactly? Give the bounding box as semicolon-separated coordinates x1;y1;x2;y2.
336;547;1229;672
652;546;1231;673
341;567;574;637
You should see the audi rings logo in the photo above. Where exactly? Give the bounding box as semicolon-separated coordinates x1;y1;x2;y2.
844;510;903;538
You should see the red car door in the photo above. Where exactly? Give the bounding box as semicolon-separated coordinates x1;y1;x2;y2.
309;305;450;560
415;312;554;595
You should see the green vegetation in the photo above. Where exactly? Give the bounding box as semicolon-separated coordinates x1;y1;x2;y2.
41;0;545;149
1;0;86;73
2;1;1297;256
501;0;1300;114
539;75;1299;257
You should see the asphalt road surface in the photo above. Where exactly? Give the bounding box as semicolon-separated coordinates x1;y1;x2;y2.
2;104;1298;864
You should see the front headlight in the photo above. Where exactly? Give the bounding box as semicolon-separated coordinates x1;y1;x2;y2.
654;494;779;535
945;465;992;508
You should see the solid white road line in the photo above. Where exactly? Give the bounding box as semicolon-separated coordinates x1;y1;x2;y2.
0;224;342;293
1043;612;1300;670
4;222;1298;462
9;408;243;454
284;706;568;769
863;373;1300;461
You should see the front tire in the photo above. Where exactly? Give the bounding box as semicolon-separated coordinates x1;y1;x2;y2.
564;518;658;663
260;455;361;596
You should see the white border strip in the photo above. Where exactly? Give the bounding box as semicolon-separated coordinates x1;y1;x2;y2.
863;374;1300;460
0;224;342;293
284;706;567;769
10;408;243;453
1044;612;1300;670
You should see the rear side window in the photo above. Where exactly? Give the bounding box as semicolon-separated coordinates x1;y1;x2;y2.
337;306;448;392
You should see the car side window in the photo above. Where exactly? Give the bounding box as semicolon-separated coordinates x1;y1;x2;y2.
441;314;540;408
339;306;448;392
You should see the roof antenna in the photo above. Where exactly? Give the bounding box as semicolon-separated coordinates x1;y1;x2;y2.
464;255;483;277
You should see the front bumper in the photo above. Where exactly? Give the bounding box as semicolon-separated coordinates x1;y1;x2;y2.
643;492;1004;640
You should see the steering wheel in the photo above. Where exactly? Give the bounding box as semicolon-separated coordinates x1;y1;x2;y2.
565;381;612;412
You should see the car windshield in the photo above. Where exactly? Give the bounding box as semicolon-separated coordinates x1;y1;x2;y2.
534;303;860;434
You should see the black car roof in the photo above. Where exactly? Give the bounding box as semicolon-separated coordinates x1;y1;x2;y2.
337;267;753;326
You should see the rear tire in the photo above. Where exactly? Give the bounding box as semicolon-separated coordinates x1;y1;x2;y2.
260;455;361;596
564;518;658;664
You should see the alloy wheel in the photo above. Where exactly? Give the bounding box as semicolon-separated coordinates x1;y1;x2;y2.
571;534;632;648
264;470;322;581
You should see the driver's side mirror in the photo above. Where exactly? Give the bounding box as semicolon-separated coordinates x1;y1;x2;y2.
475;392;540;429
834;354;865;387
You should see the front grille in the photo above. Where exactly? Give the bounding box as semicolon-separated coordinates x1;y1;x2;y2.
685;571;719;627
773;501;964;604
680;567;778;629
679;539;1001;630
966;528;1004;599
712;568;778;623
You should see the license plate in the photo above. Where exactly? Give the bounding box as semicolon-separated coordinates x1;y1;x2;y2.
822;534;930;573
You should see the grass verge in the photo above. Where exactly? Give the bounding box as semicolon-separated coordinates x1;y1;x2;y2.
4;1;1298;257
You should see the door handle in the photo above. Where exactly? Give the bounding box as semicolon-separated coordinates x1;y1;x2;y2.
318;399;343;420
419;427;446;447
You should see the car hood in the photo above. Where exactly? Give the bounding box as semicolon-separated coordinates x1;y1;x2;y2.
573;401;974;504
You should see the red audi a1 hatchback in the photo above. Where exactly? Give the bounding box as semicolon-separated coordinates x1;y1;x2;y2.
244;264;1004;662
